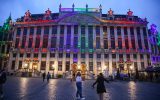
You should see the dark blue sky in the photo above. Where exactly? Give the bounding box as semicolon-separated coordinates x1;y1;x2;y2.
0;0;160;31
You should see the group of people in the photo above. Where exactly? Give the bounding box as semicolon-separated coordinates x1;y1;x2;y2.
75;72;109;100
42;72;51;82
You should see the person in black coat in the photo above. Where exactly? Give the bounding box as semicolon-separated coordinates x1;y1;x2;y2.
92;73;109;100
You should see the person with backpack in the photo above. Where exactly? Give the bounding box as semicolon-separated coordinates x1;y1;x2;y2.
0;69;7;99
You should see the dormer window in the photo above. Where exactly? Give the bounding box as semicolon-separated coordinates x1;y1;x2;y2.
127;9;133;16
44;8;52;20
24;10;31;22
127;9;133;21
108;8;114;16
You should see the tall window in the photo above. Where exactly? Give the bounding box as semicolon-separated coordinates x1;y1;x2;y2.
111;38;115;49
15;38;19;48
37;26;41;35
28;38;33;48
81;37;85;49
117;27;121;36
96;26;100;36
144;39;149;49
52;26;57;34
66;61;70;71
60;25;64;34
103;26;107;37
124;27;128;36
66;26;71;49
81;26;85;35
136;27;140;36
125;38;129;49
89;62;93;71
18;61;22;69
58;61;62;71
49;61;54;70
17;28;21;36
43;38;48;48
41;61;46;70
110;26;114;36
11;61;15;70
21;36;26;48
74;25;78;34
88;26;93;49
35;37;40;48
138;39;142;49
44;26;49;34
131;38;136;49
59;37;64;48
96;37;100;49
118;38;122;49
74;37;78;49
130;27;134;36
104;39;108;49
143;27;147;36
23;27;27;35
51;37;56;48
30;27;34;35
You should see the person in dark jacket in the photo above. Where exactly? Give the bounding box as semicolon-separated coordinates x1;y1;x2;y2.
47;72;51;83
42;72;46;82
0;69;7;99
92;73;109;100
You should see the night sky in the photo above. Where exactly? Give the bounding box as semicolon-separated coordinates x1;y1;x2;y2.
0;0;160;31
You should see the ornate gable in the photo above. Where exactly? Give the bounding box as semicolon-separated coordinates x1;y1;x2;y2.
58;13;101;24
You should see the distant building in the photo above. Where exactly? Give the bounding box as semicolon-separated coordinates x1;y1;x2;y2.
0;15;13;70
6;5;160;76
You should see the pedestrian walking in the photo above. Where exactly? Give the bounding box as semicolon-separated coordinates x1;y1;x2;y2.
0;69;7;99
75;72;85;100
47;72;51;83
42;72;46;82
92;73;109;100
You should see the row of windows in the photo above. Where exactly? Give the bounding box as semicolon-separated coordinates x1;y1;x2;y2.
12;53;150;59
14;37;148;50
11;60;148;71
16;26;147;37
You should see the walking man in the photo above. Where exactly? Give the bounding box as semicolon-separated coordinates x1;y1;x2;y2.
42;72;46;82
92;73;109;100
47;72;51;83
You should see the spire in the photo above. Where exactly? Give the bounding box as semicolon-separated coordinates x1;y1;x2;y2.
72;3;75;12
99;4;102;13
86;4;88;12
59;3;62;12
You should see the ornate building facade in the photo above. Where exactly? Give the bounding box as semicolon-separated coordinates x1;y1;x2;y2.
7;5;160;76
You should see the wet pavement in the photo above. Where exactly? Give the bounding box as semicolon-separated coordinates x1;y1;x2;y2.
3;77;160;100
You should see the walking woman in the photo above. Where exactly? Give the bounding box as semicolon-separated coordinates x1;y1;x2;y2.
92;73;109;100
76;72;85;100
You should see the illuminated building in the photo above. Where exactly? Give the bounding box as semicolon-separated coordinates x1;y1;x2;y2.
7;4;160;76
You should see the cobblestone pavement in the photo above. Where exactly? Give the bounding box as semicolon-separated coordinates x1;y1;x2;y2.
3;77;160;100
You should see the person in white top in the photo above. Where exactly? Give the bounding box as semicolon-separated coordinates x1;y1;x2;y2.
76;72;85;100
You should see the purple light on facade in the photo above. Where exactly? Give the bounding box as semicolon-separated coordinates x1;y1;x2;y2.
73;58;78;62
66;49;70;52
150;24;158;35
73;49;78;52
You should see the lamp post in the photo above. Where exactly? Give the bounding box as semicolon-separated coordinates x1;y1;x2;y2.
130;66;133;79
52;64;55;78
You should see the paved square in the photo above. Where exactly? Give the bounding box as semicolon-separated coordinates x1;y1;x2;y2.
3;77;160;100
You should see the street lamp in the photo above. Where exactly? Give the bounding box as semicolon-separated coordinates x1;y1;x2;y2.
130;66;133;79
52;64;55;78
